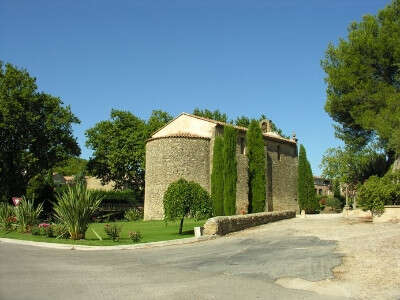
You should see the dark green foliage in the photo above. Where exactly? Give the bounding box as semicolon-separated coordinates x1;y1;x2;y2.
53;157;88;176
298;145;319;213
322;0;400;156
26;173;55;217
91;189;138;213
86;109;172;195
357;176;386;216
223;126;237;216
146;110;174;136
92;189;137;204
246;120;266;213
0;62;80;201
193;108;228;123
358;170;400;214
163;178;212;234
211;136;225;216
326;197;343;212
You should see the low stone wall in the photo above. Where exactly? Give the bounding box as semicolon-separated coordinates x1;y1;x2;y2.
203;210;296;236
374;206;400;223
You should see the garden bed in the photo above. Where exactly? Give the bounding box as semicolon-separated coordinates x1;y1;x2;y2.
0;219;205;246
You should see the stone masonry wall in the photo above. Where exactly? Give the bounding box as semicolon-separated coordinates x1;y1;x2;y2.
236;131;249;214
203;210;296;235
144;137;211;220
265;140;299;212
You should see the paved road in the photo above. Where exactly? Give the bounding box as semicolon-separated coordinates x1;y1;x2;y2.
0;223;346;300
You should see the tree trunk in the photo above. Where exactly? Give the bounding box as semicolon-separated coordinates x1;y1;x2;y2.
179;218;184;234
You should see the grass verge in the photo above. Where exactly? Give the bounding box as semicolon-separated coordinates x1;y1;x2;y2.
0;219;205;246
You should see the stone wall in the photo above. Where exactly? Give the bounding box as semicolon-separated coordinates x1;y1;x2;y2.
203;210;296;235
144;136;211;220
236;131;249;214
374;206;400;223
265;140;299;213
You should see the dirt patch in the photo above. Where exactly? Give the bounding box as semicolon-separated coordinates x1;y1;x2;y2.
238;216;400;300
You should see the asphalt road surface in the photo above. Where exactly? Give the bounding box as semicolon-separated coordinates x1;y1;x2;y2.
0;223;346;300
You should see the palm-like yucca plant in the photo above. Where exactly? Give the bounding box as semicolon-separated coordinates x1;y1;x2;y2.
14;197;43;232
53;182;103;240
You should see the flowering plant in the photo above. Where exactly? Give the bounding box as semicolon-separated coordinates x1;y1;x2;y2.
38;223;50;228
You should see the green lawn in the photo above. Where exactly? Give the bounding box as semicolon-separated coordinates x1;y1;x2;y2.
0;219;205;246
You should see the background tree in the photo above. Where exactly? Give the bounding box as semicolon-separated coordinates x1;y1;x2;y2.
211;136;224;216
146;110;173;137
298;145;319;213
86;109;172;196
163;178;212;234
53;157;89;176
223;126;237;215
321;0;400;163
192;108;228;123
246;120;266;213
26;172;55;217
320;145;387;206
0;62;80;202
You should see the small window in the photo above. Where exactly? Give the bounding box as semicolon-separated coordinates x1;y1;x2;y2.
277;145;281;161
240;137;245;154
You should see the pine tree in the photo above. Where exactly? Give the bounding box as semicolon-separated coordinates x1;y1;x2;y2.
246;120;266;213
298;145;319;213
223;126;237;215
211;136;225;216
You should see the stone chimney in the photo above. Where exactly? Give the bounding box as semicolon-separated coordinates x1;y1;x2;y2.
259;119;271;133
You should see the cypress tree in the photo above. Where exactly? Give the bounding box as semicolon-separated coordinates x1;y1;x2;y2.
223;126;237;215
211;136;225;216
298;145;319;213
246;120;266;213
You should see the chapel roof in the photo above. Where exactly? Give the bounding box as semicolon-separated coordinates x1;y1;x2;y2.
151;112;297;144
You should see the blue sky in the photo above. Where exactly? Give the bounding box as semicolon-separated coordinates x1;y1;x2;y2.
0;0;389;175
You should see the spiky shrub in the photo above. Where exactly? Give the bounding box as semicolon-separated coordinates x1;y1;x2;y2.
104;223;122;242
53;183;103;240
129;231;142;243
163;178;212;234
14;197;43;232
223;126;237;216
0;203;16;231
246;120;266;213
297;145;319;213
211;136;225;216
